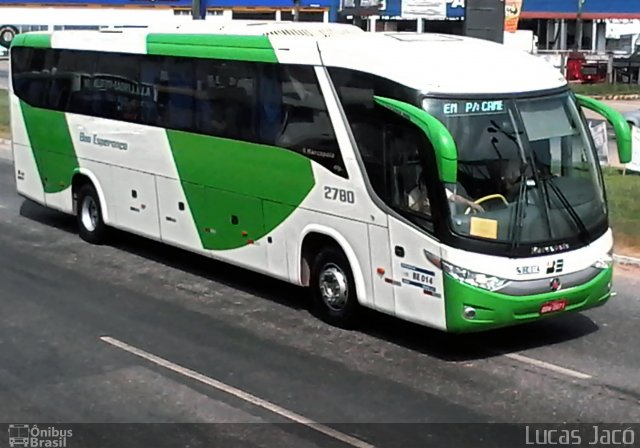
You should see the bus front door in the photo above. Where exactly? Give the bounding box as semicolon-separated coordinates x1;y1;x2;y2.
383;123;447;330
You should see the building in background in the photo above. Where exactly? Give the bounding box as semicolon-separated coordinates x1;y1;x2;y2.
0;0;333;34
1;0;639;55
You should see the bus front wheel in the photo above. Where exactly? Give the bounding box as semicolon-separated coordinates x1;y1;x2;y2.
76;183;107;244
310;246;360;328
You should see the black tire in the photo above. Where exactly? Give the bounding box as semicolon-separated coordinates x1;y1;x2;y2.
76;183;107;244
310;245;361;328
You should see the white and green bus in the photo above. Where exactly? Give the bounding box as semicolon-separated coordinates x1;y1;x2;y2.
9;21;632;333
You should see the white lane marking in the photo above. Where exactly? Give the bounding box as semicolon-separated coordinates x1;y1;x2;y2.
100;336;374;448
503;353;592;379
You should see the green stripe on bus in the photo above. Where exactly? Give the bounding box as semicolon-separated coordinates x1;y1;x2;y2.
146;34;278;63
166;130;314;250
20;101;78;194
11;33;51;49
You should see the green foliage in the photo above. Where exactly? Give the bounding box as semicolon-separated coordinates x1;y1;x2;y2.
603;168;640;257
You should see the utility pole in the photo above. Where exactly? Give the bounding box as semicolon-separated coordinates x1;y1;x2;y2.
352;0;363;29
575;0;585;50
192;0;206;20
293;0;300;21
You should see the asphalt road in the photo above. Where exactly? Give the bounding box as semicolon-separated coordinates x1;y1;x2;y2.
0;146;639;447
0;60;7;90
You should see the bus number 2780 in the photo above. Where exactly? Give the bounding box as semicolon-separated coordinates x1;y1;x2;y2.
324;187;355;204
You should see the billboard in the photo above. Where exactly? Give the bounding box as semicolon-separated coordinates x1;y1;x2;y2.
504;0;523;32
401;0;447;19
400;0;471;19
342;0;385;13
445;0;522;31
448;0;640;20
446;0;465;18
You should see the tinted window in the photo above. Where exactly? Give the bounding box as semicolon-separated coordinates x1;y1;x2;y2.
193;59;257;141
257;64;346;177
90;52;144;121
48;49;90;112
12;47;346;178
13;48;155;123
140;57;196;131
329;67;417;109
329;67;417;196
330;66;439;231
385;124;434;226
11;47;54;108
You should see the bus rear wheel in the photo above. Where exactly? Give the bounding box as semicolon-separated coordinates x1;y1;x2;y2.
310;246;360;328
76;183;107;244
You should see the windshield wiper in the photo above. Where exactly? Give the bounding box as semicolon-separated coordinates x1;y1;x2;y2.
542;176;590;242
510;161;555;254
509;165;529;253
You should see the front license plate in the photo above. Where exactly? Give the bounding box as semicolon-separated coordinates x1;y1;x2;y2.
540;299;568;315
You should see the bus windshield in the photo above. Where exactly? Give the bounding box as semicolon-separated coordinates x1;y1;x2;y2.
422;92;607;252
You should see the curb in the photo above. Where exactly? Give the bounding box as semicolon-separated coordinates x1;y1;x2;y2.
613;254;640;266
0;138;11;160
589;94;640;101
0;138;10;152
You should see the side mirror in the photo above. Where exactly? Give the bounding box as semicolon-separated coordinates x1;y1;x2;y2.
576;94;632;164
373;96;458;184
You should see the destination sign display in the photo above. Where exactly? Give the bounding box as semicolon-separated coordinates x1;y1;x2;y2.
442;100;505;116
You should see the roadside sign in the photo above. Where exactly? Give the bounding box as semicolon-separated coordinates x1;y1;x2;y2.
0;25;18;49
588;120;609;166
624;125;640;173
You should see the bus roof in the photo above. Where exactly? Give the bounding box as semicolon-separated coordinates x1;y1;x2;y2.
14;20;568;96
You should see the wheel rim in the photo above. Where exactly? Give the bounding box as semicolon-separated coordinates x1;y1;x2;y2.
319;263;349;311
81;195;99;232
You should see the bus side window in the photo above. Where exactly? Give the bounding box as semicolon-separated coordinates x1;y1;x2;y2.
160;57;196;132
192;59;257;142
383;125;431;218
256;63;283;145
328;66;418;191
255;64;346;178
12;47;50;109
350;120;387;199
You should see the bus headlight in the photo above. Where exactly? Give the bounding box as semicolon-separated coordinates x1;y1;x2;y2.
592;251;613;270
442;261;510;292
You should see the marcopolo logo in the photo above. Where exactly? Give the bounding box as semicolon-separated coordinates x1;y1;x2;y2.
8;424;73;448
546;259;564;274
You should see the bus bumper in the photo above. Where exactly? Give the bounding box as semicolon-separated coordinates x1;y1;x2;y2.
443;266;613;333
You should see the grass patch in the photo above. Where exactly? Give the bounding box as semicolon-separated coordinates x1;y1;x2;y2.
0;88;8;139
603;167;640;258
570;83;640;97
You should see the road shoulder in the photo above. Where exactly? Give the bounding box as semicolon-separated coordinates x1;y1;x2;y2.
0;138;11;160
